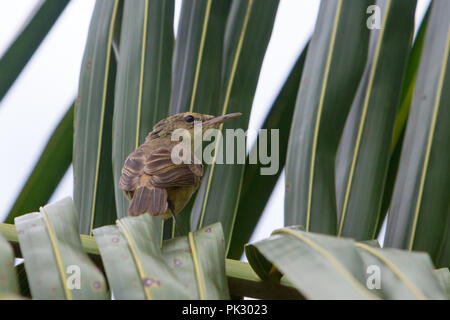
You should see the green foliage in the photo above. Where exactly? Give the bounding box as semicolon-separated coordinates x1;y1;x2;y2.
285;0;371;234
246;227;448;299
335;0;416;239
189;0;280;252
74;0;120;235
0;0;70;103
94;217;228;299
384;0;450;268
14;198;107;299
1;0;449;299
5;103;74;224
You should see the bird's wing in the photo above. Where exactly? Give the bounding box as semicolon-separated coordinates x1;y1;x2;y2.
144;147;203;188
119;148;146;192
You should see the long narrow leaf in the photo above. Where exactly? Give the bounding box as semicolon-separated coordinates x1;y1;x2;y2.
228;43;308;259
391;5;431;153
384;0;450;268
285;0;371;234
74;0;120;235
376;3;431;236
166;0;231;237
171;0;230;115
112;0;174;227
0;0;70;103
335;0;416;240
5;103;74;224
190;0;280;253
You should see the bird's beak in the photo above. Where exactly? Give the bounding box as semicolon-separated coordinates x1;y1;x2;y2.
203;112;242;127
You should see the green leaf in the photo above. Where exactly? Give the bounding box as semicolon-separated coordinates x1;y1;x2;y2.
0;0;70;103
436;215;450;268
377;3;431;236
356;242;447;299
93;216;229;299
246;228;448;299
15;262;31;298
391;4;431;153
190;0;280;253
0;234;19;295
228;43;308;259
112;0;174;226
74;0;120;235
359;239;380;248
166;0;231;237
0;221;302;299
384;0;450;268
171;0;230;115
285;0;371;234
246;227;376;300
335;0;416;240
434;268;450;297
14;198;107;299
5;103;74;224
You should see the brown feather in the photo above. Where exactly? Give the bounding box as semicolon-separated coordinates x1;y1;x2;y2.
119;148;146;192
128;184;168;216
120;145;202;217
144;147;202;188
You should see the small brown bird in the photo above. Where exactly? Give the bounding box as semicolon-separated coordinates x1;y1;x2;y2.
119;112;241;222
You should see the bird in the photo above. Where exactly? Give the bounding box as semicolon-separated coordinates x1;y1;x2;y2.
119;112;242;224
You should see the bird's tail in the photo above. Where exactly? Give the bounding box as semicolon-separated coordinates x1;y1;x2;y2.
128;185;168;216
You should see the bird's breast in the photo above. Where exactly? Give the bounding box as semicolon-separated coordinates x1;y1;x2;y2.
165;185;198;216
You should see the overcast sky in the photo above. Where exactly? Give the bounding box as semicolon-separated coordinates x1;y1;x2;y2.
0;0;430;258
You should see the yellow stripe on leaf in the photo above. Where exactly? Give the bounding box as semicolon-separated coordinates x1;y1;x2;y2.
188;232;206;299
274;228;378;300
135;0;150;148
338;0;392;236
409;28;450;250
306;0;342;231
117;219;153;299
89;0;120;235
40;206;72;300
356;243;427;299
198;0;253;229
189;0;212;113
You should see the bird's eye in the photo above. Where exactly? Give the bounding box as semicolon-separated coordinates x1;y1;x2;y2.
184;115;195;123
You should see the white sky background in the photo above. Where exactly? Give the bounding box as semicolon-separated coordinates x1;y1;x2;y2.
0;0;430;258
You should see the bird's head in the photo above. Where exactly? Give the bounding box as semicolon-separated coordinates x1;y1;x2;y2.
146;112;242;141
